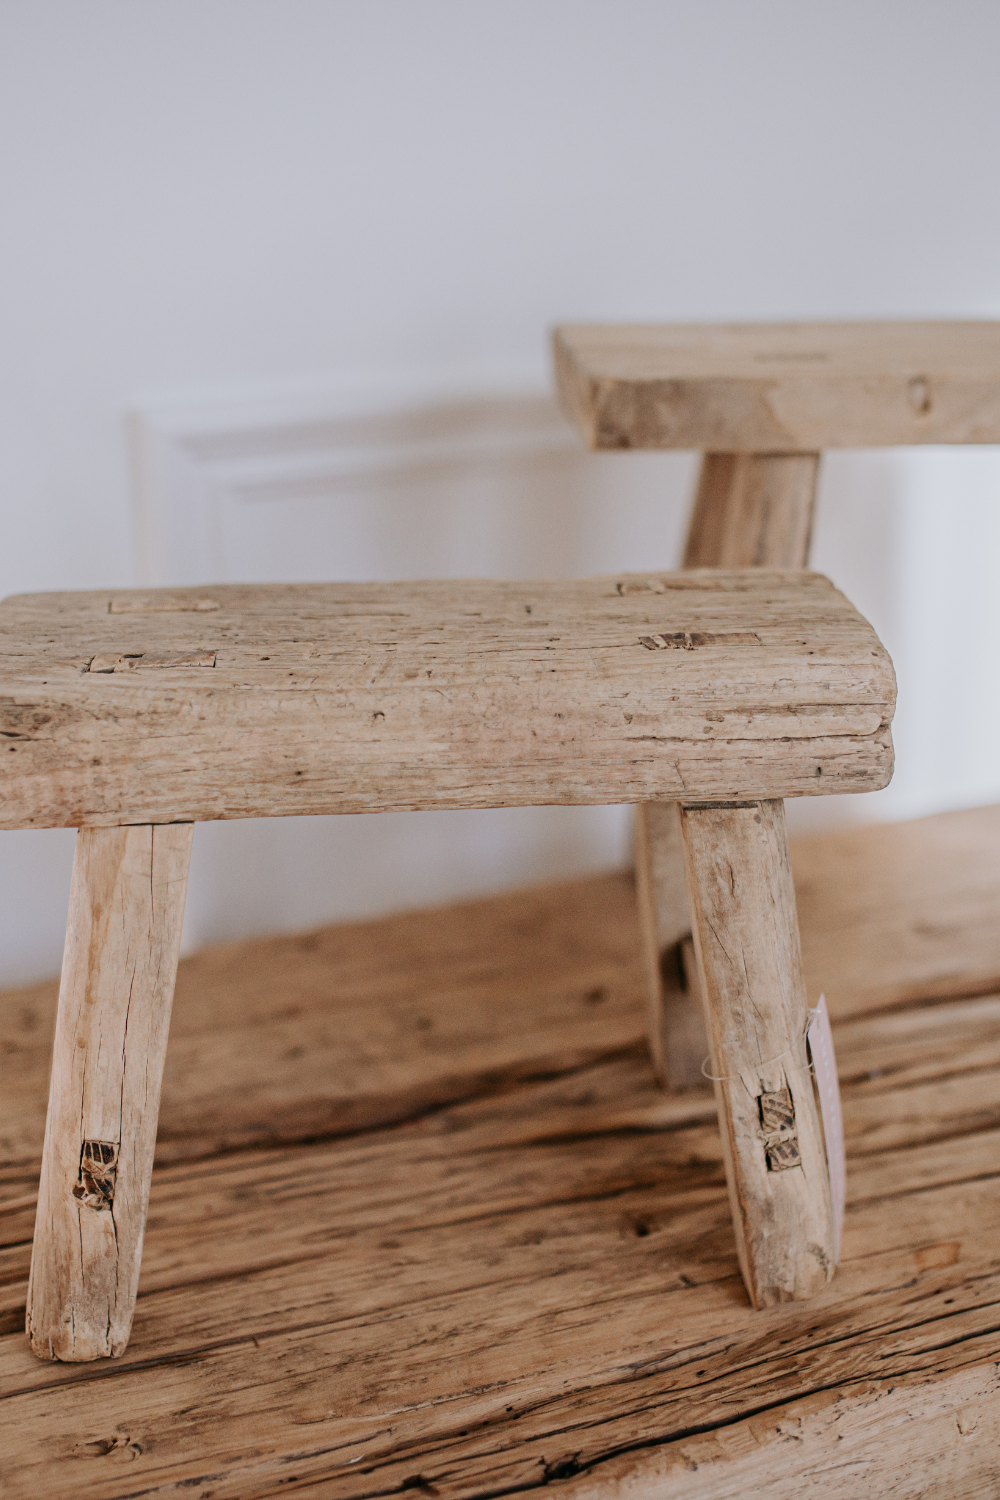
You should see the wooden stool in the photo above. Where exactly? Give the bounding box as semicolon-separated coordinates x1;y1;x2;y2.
2;572;894;1356
555;320;1000;1088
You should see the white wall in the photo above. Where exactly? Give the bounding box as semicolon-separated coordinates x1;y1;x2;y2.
2;1;999;985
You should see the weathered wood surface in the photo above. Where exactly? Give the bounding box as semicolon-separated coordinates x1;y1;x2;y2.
638;452;819;1089
553;320;1000;451
680;800;834;1304
0;572;895;829
26;824;192;1361
2;805;1000;1495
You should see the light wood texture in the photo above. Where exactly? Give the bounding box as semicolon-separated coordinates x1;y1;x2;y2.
682;452;819;567
2;806;1000;1495
0;573;895;829
554;320;1000;452
26;823;192;1361
638;452;820;1088
680;800;834;1305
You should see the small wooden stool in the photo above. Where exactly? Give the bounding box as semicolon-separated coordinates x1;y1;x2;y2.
555;320;1000;1088
2;572;894;1356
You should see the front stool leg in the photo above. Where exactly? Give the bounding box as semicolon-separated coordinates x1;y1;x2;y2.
27;823;193;1360
679;799;835;1307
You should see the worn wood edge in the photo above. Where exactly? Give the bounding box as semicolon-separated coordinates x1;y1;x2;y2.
0;728;897;831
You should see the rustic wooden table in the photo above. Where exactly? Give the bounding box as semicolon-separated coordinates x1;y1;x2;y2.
3;803;1000;1498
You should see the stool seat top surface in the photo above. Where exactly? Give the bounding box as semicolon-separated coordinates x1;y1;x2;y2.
554;320;1000;452
0;572;894;829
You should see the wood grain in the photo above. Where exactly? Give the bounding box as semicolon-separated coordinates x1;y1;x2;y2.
680;800;835;1305
638;453;819;1089
26;823;192;1361
2;806;1000;1492
0;572;895;829
682;453;819;568
553;320;1000;451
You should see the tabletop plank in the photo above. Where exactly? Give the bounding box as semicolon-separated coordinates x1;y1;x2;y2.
0;572;894;828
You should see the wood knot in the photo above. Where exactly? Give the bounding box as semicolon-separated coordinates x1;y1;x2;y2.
908;376;932;415
72;1140;118;1210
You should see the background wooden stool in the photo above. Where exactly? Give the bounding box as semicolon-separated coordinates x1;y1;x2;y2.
3;571;893;1355
555;320;1000;1089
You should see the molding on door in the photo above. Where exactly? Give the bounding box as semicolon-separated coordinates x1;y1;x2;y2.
127;368;579;585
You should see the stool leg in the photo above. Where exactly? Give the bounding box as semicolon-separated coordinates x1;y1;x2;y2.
679;799;835;1306
635;800;705;1084
27;823;192;1361
683;451;819;569
637;452;820;1087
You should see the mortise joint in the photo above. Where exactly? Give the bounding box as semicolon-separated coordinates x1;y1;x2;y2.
72;1140;118;1210
759;1087;801;1172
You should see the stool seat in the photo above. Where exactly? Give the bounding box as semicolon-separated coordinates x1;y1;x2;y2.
1;572;894;830
554;320;1000;452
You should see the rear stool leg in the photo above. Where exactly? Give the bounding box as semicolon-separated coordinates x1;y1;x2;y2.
679;799;834;1306
27;822;192;1360
637;451;820;1087
634;800;706;1085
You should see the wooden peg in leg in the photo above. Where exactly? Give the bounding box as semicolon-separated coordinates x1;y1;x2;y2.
636;451;820;1089
27;822;193;1361
679;799;835;1306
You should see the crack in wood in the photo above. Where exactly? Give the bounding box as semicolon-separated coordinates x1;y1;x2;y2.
87;651;217;673
638;631;761;651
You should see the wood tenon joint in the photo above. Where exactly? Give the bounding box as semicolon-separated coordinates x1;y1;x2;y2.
72;1141;119;1209
759;1085;801;1172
